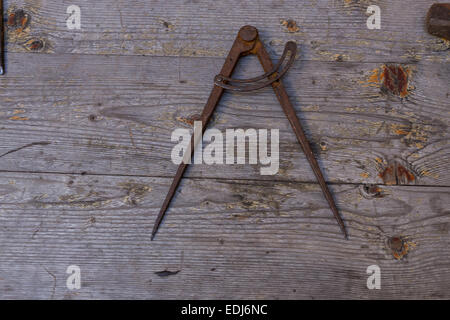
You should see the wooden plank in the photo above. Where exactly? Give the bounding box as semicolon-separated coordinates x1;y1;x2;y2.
0;52;448;185
4;0;449;63
0;172;449;299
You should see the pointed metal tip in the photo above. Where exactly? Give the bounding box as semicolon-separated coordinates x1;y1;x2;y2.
151;223;159;241
342;228;349;240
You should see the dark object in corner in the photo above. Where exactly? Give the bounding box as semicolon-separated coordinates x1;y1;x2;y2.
426;3;450;41
154;270;180;277
0;0;4;75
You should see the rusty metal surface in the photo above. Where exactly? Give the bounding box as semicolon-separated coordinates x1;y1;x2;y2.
152;25;348;240
214;41;297;91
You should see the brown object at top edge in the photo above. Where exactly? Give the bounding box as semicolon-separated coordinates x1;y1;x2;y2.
426;3;450;40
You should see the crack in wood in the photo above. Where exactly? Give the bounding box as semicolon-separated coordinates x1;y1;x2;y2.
0;141;51;159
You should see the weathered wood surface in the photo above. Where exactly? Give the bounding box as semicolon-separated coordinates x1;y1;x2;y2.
0;54;448;185
0;172;449;299
0;0;449;299
5;0;450;63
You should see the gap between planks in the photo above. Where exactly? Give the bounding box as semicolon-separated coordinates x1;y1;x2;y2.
0;169;448;188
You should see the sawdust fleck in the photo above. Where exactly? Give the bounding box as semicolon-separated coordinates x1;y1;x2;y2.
367;68;381;86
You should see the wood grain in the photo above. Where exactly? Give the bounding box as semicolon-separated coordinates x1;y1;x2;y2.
5;0;450;63
0;53;448;185
0;172;449;299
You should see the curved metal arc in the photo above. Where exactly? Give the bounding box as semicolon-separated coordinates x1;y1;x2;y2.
214;41;297;92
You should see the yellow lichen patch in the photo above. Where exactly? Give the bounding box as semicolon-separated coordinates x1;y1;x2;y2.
394;129;409;135
362;67;384;88
13;109;26;114
368;68;381;84
9;116;29;121
389;123;430;149
360;172;369;178
403;125;429;148
420;169;440;179
302;105;320;112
